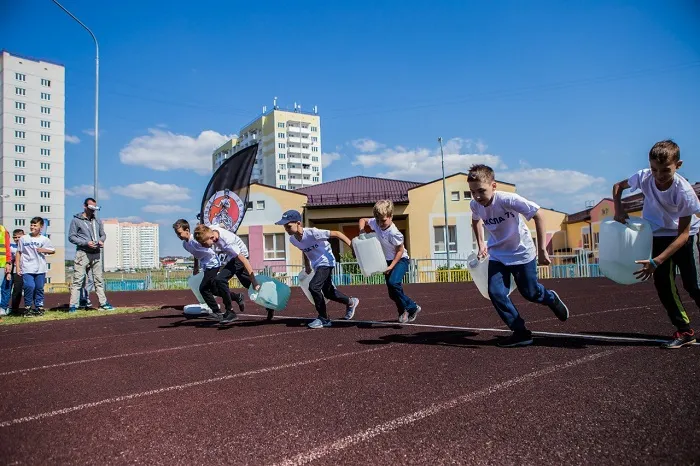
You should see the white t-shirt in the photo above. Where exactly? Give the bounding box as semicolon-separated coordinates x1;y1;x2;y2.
211;225;249;258
471;191;539;266
628;169;700;236
367;218;409;261
183;236;220;270
290;228;336;269
18;234;54;274
211;226;243;262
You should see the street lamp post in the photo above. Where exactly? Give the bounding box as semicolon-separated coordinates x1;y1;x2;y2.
438;137;450;278
51;0;99;205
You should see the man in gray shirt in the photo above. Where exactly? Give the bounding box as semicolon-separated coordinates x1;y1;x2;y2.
68;198;114;312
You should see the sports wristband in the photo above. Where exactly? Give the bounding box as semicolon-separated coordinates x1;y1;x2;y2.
649;258;657;269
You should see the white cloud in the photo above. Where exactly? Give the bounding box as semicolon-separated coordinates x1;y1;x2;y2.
65;184;110;200
351;138;385;153
351;137;505;180
119;128;234;175
112;181;191;202
322;152;342;169
117;216;145;223
156;123;168;128
65;135;81;144
82;129;104;137
142;204;190;214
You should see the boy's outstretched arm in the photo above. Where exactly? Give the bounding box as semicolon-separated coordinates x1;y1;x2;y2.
358;218;370;231
612;179;630;223
532;212;551;265
634;216;692;281
236;255;259;290
471;219;487;258
330;230;352;248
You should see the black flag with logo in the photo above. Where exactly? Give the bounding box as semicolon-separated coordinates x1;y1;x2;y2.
198;143;258;233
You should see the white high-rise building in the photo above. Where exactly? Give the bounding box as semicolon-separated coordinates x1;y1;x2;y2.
212;102;323;190
0;51;65;283
103;219;160;271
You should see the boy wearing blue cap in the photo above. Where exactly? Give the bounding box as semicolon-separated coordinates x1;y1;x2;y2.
276;210;360;329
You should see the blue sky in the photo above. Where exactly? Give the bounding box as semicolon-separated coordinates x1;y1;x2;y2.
2;0;699;256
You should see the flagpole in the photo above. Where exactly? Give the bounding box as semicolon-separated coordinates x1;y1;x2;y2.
438;137;450;280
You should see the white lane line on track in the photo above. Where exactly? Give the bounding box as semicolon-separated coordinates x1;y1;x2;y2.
0;346;391;428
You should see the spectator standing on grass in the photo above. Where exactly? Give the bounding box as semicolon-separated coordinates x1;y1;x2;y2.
0;223;14;316
9;229;25;315
16;218;55;316
68;198;114;313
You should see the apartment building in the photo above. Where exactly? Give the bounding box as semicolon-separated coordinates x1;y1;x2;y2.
103;219;160;271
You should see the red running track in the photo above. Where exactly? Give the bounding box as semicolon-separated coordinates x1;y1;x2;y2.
1;278;699;465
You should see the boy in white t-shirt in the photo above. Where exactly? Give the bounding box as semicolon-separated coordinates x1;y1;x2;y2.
275;210;360;329
173;219;226;319
16;217;55;316
469;165;570;347
195;224;260;324
359;200;421;323
613;140;700;349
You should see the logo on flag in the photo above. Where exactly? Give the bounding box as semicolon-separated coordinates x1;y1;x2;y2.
202;189;246;232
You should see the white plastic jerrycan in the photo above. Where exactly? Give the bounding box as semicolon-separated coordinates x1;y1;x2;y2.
599;217;653;285
352;233;387;277
466;252;517;300
248;274;291;312
187;272;207;305
298;269;329;305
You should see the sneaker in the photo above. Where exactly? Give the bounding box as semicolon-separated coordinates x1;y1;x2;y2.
398;311;408;324
548;291;569;321
68;306;78;314
308;317;332;329
36;307;46;316
0;308;8;317
266;308;275;321
497;330;534;348
661;330;696;349
220;311;238;324
234;293;245;313
344;298;359;320
407;305;422;323
207;312;224;321
100;303;115;311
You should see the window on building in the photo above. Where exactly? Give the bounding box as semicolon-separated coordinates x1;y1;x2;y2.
280;185;287;190
451;191;460;201
41;106;51;114
264;233;286;260
312;176;319;182
278;132;285;138
311;146;319;152
15;116;26;125
279;164;286;170
41;78;51;87
15;175;25;182
40;177;50;184
433;226;458;253
14;204;26;212
41;162;50;170
15;145;25;153
15;131;26;139
15;87;26;96
41;134;50;142
311;137;318;142
246;201;253;210
41;120;51;128
593;232;600;250
279;174;287;180
41;92;51;101
41;148;51;156
15;160;26;168
278;122;285;128
40;205;51;213
256;200;265;210
582;231;591;250
15;101;26;110
278;143;286;149
15;219;25;227
41;191;50;199
15;189;25;197
15;73;26;81
312;156;319;162
311;126;318;132
238;235;249;251
278;153;286;159
464;191;472;200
